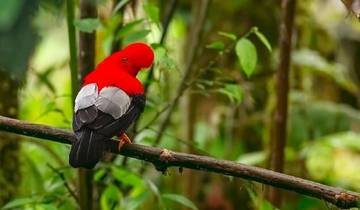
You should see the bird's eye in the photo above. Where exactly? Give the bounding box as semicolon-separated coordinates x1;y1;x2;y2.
121;57;128;63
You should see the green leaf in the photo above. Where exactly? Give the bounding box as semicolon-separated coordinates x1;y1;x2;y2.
100;185;122;210
123;30;151;45
2;198;35;209
113;0;130;13
153;46;177;71
252;27;272;52
162;194;198;210
143;3;160;24
206;41;225;50
74;18;100;33
111;167;144;188
218;31;237;40
217;84;243;104
116;19;144;39
235;38;257;77
93;168;106;182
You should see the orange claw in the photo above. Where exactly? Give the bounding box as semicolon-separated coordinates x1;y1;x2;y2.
118;133;132;151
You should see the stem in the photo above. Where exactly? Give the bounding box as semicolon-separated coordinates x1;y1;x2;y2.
66;0;79;107
0;115;359;209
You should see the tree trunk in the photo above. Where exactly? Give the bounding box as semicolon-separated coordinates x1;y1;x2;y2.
77;1;97;210
266;0;296;207
0;72;20;205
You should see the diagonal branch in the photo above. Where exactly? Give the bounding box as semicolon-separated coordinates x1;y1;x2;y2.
0;115;359;209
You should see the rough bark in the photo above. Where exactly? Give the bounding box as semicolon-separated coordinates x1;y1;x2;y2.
267;0;296;207
0;116;359;209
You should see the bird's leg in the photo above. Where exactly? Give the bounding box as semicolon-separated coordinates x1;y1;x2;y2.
117;133;132;151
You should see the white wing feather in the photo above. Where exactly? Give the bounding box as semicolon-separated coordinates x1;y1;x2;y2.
95;86;131;119
74;83;131;119
74;83;98;111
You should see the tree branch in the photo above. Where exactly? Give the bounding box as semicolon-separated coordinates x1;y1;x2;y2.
0;115;359;209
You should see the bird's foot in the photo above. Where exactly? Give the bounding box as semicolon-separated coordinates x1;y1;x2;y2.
118;133;132;151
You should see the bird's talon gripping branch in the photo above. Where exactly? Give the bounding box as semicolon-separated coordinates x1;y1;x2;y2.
118;133;131;151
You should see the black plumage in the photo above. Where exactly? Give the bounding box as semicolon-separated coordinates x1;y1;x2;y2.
69;94;145;169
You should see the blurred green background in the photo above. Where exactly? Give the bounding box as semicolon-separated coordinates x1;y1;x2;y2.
0;0;360;209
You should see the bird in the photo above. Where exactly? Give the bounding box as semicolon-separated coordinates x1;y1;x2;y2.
69;42;154;169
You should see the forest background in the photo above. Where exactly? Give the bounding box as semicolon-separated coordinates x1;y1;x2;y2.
1;0;360;210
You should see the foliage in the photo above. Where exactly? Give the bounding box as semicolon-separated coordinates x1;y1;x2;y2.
1;0;360;210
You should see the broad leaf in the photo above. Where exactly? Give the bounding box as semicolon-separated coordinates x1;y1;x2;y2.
235;38;257;77
111;167;144;188
116;19;144;40
123;30;151;45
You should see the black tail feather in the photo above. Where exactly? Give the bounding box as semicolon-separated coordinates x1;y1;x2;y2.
69;128;105;169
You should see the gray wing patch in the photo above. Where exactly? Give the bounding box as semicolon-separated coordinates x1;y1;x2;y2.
75;83;98;112
95;86;131;119
74;84;131;119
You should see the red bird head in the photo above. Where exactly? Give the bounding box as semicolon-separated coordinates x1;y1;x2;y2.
118;43;154;76
83;42;154;94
